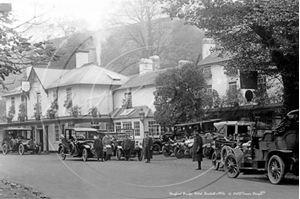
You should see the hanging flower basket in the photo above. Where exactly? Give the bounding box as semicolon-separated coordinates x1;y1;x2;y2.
89;106;99;117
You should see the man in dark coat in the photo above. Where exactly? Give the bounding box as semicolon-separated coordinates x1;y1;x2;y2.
142;131;153;163
192;130;203;170
122;134;132;161
93;135;104;162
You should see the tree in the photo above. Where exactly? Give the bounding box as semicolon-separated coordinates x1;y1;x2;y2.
0;7;59;82
154;63;208;128
159;0;299;112
101;0;204;75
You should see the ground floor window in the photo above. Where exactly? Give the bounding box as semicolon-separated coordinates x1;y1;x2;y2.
115;122;121;131
133;121;140;137
148;121;160;137
123;122;132;135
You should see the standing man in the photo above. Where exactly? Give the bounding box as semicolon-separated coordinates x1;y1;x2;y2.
192;130;203;170
142;131;153;163
93;135;104;162
102;133;111;146
122;134;132;161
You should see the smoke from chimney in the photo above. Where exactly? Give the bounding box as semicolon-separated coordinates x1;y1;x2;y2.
92;30;110;66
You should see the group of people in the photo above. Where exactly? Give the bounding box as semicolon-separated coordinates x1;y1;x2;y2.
92;131;154;163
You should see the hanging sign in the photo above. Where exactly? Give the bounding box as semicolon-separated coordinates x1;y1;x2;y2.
21;81;30;92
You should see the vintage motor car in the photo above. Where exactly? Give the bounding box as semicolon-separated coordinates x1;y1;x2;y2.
176;136;195;158
112;129;143;161
2;127;41;155
224;110;299;184
59;127;111;161
161;131;186;157
211;121;256;170
174;118;221;159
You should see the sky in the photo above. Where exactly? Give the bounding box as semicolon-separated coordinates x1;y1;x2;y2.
1;0;124;30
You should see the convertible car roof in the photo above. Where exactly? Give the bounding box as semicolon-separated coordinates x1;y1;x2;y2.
174;119;222;127
66;127;98;132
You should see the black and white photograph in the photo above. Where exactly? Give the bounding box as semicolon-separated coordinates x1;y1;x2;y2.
0;0;298;198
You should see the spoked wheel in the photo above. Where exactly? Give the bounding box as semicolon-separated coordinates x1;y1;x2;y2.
176;150;184;159
267;155;285;184
60;147;66;160
162;146;171;157
116;149;122;161
224;154;240;178
18;144;25;155
2;144;8;155
152;144;161;155
202;146;211;159
138;150;143;161
211;152;220;170
82;148;88;162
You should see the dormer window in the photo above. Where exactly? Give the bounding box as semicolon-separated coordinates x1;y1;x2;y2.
203;67;212;78
122;91;132;109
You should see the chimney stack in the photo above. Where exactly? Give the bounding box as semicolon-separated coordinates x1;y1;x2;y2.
139;58;153;75
150;55;160;71
202;38;216;60
75;50;89;68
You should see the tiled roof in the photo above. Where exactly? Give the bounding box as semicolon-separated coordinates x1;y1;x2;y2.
110;105;153;119
115;69;167;90
198;51;232;67
0;69;27;97
33;68;69;88
47;63;129;89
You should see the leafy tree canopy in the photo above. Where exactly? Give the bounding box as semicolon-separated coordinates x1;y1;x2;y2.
0;8;59;82
159;0;299;112
154;63;208;127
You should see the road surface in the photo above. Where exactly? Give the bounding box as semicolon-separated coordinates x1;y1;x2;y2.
0;153;298;199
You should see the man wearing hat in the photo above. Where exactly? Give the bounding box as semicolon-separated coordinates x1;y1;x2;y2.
192;130;203;170
142;131;153;163
122;134;132;161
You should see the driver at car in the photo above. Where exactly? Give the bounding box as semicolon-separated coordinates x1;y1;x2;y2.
102;133;112;146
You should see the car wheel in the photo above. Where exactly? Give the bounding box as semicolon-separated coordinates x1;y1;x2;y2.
162;146;171;157
138;150;143;161
267;155;285;184
116;149;122;161
82;148;88;162
152;144;160;155
2;144;8;155
18;144;25;155
202;146;212;159
211;152;220;170
176;149;184;159
224;154;240;178
60;147;66;160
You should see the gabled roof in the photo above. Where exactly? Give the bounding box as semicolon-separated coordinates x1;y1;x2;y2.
47;63;129;89
115;69;167;91
198;51;232;67
33;67;69;88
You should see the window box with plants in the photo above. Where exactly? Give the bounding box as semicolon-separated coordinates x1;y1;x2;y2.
69;105;81;117
7;105;15;123
46;100;58;119
89;106;99;117
33;102;42;120
18;103;27;122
